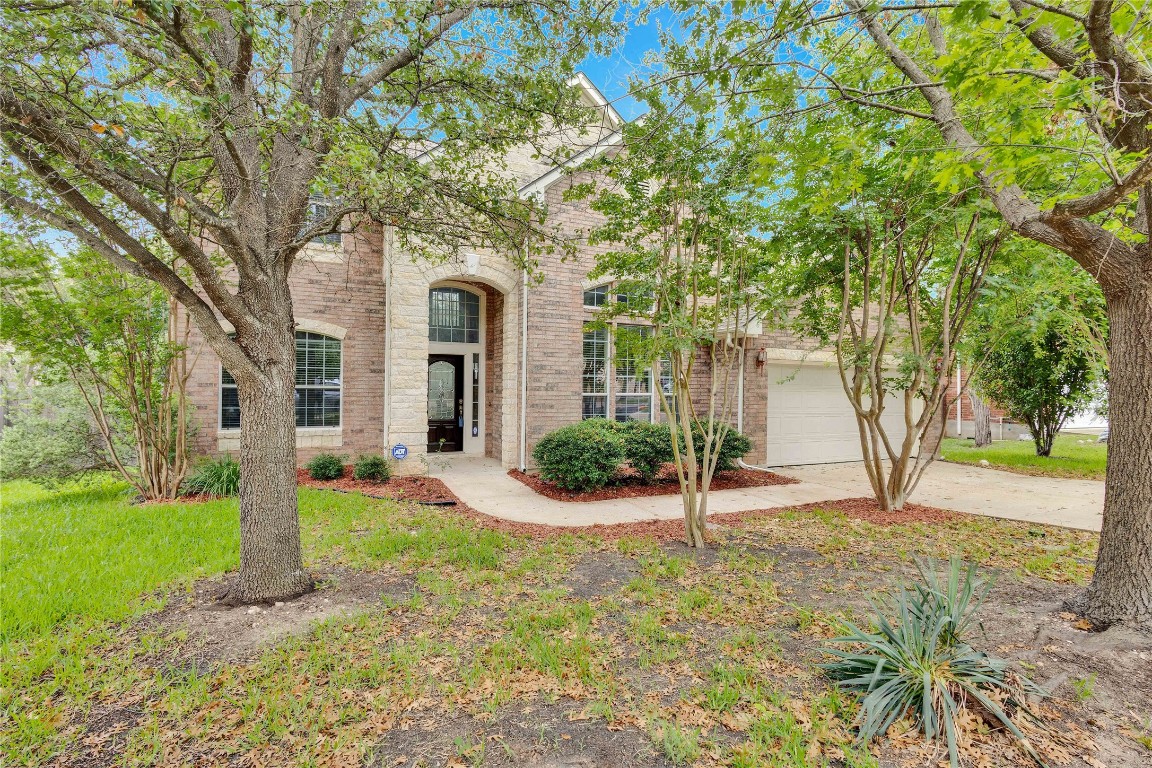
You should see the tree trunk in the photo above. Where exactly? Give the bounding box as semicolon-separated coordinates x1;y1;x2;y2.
232;335;312;604
1076;281;1152;627
969;391;992;447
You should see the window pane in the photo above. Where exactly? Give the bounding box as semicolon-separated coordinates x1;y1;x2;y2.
307;201;342;245
222;330;342;429
582;328;607;394
615;395;651;422
221;386;240;429
296;387;340;427
429;288;480;344
583;395;607;420
583;285;606;307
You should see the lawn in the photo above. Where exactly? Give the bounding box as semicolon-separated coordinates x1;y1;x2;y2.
940;433;1107;480
2;479;1148;767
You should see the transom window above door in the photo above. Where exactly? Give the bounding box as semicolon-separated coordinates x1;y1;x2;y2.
428;287;480;344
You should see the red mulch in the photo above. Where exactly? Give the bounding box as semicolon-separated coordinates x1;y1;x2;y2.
508;464;798;502
297;467;458;504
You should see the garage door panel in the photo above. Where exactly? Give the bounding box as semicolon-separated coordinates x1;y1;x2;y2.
765;363;920;466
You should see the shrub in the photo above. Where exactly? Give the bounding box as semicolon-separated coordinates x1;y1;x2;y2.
353;454;391;482
306;453;346;481
618;420;675;482
532;419;624;492
822;559;1043;767
691;422;752;472
183;457;240;496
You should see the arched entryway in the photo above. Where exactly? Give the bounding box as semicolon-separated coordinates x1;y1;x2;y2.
426;284;484;453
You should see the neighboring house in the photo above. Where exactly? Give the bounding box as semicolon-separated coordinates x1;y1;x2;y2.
181;75;919;474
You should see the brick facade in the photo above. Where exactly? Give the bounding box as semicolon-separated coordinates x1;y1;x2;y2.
177;82;830;473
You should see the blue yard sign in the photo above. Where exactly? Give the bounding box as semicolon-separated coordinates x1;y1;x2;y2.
391;444;408;461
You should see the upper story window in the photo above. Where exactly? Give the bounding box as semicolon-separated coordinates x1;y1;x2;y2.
583;284;608;309
307;200;342;246
221;331;342;429
429;287;480;343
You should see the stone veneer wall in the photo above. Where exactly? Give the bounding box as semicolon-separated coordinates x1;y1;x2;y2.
182;227;387;463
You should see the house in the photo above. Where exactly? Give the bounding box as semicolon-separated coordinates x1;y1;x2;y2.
182;75;918;474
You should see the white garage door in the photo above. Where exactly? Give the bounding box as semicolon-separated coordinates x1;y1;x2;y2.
764;362;919;466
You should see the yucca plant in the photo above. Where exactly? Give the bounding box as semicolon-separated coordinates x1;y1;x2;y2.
823;559;1046;767
182;457;240;497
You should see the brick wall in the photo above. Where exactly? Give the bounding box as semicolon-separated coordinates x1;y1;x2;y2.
183;227;387;464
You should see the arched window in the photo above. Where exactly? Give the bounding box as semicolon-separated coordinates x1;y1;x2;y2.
220;331;342;429
428;287;480;343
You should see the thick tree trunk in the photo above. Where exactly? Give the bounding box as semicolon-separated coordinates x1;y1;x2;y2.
969;391;992;447
1077;281;1152;627
231;332;312;604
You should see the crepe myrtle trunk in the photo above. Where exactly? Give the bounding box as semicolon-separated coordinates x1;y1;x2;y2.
1075;280;1152;627
230;320;312;604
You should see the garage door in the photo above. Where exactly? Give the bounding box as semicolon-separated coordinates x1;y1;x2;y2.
764;362;919;466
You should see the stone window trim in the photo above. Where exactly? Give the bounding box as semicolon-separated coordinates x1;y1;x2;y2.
216;319;348;438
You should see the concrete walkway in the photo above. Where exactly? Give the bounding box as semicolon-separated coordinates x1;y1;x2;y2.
427;455;1103;532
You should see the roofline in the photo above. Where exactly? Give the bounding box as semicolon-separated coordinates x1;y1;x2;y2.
567;72;625;130
517;128;624;199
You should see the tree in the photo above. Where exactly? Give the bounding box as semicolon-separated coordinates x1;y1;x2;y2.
979;325;1098;456
0;1;617;602
664;0;1150;626
754;86;1007;512
572;93;770;547
962;243;1109;454
0;236;192;497
838;0;1151;631
968;391;992;447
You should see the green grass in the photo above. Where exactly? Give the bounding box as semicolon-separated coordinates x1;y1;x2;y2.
0;477;1108;767
940;434;1107;480
0;478;240;641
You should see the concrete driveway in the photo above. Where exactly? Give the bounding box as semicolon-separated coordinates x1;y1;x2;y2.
780;461;1104;531
430;455;1104;532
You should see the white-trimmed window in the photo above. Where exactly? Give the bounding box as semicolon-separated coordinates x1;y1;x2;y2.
220;331;342;429
582;328;608;419
613;324;653;422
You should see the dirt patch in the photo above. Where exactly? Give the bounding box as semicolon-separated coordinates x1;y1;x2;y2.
367;697;665;768
140;567;417;665
736;496;963;526
509;464;796;502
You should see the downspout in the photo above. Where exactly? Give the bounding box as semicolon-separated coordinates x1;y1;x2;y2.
382;225;393;450
955;361;962;437
519;265;529;471
736;337;745;434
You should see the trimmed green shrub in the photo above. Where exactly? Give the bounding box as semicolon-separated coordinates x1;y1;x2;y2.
183;457;240;496
823;559;1043;767
306;453;346;481
353;454;391;482
618;419;675;482
691;422;752;472
532;419;625;492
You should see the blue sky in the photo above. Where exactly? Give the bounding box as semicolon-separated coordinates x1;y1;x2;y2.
577;4;681;121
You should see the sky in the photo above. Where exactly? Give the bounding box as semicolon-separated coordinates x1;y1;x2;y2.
575;4;683;122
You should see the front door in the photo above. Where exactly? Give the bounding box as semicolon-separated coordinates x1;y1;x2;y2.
427;354;464;452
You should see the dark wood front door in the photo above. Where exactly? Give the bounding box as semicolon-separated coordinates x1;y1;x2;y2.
427;354;464;452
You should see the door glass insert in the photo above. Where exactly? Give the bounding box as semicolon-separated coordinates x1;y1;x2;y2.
428;361;456;420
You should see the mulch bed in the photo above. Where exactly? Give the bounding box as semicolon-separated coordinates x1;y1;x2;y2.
508;464;798;502
296;467;457;504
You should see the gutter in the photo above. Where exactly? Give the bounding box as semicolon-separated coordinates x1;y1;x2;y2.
382;225;393;450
